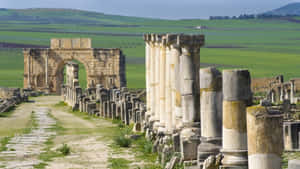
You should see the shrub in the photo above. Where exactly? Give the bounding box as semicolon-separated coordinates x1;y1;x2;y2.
57;143;71;156
114;134;132;147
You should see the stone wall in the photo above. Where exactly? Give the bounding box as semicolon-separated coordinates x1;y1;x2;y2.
23;38;126;94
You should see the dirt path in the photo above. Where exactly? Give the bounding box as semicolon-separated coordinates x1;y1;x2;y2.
0;106;56;168
0;96;146;169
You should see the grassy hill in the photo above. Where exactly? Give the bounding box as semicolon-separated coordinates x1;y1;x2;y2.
0;8;157;25
1;8;300;89
264;2;300;16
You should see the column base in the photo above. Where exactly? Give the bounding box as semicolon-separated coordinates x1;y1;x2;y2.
197;137;222;167
221;149;248;166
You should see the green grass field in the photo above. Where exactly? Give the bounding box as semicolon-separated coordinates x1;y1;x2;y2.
1;9;300;89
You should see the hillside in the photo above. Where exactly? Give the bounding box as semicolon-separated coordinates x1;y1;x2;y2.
264;2;300;16
0;8;156;25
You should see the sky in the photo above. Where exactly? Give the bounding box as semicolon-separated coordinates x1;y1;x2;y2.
0;0;299;19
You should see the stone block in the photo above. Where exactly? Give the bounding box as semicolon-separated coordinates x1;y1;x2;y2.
180;128;201;161
50;38;60;49
80;38;91;48
288;159;300;169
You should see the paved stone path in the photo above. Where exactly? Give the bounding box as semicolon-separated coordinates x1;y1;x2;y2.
0;107;56;169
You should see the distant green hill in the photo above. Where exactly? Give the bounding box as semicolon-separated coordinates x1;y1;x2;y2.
264;3;300;16
0;8;157;25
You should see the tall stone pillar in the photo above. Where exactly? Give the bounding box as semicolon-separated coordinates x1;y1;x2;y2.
153;34;162;130
27;54;31;89
290;80;295;104
144;34;152;118
165;34;176;133
179;35;204;163
159;37;167;130
197;67;222;168
280;86;284;102
149;34;157;123
247;106;283;169
220;69;252;169
167;35;182;130
45;54;48;87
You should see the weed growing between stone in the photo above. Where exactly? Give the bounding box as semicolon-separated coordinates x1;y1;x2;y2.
56;143;71;156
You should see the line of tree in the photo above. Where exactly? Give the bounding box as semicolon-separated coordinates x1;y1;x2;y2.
209;14;300;20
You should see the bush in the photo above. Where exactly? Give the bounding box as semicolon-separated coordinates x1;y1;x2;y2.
114;134;132;147
57;143;71;156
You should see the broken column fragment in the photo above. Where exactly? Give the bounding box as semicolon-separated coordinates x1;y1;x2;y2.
220;69;252;169
197;67;222;168
247;106;283;169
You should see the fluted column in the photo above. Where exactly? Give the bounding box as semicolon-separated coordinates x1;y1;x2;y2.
149;34;157;122
153;34;162;129
220;69;252;169
170;43;182;129
247;106;283;169
165;38;172;133
179;35;204;162
290;80;295;103
197;67;222;167
27;54;31;89
144;34;152;118
159;38;167;129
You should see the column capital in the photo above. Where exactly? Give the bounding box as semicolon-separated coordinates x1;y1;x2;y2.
178;34;205;48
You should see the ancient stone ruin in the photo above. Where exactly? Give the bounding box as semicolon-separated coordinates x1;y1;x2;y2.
23;38;126;94
0;87;28;113
13;35;300;168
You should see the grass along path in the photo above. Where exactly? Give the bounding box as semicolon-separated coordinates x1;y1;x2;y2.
45;97;159;169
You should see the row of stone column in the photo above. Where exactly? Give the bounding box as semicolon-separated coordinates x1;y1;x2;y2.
270;80;296;104
144;33;204;134
62;81;147;132
199;69;283;169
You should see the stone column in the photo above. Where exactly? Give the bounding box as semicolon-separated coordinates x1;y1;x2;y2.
45;54;49;89
197;67;222;168
271;91;275;103
149;34;157;123
179;35;204;162
144;34;152;118
167;34;182;130
153;34;162;130
290;80;295;104
159;37;167;130
280;86;284;102
165;34;174;133
220;69;252;169
247;106;283;169
27;54;31;89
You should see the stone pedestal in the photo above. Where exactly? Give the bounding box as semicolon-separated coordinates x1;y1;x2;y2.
247;106;283;169
220;69;252;168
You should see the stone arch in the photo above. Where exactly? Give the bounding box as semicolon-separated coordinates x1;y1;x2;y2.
23;38;126;94
53;56;90;94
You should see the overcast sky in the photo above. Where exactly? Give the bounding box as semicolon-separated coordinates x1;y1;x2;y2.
1;0;299;19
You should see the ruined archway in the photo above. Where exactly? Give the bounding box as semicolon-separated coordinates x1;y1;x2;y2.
23;38;126;94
